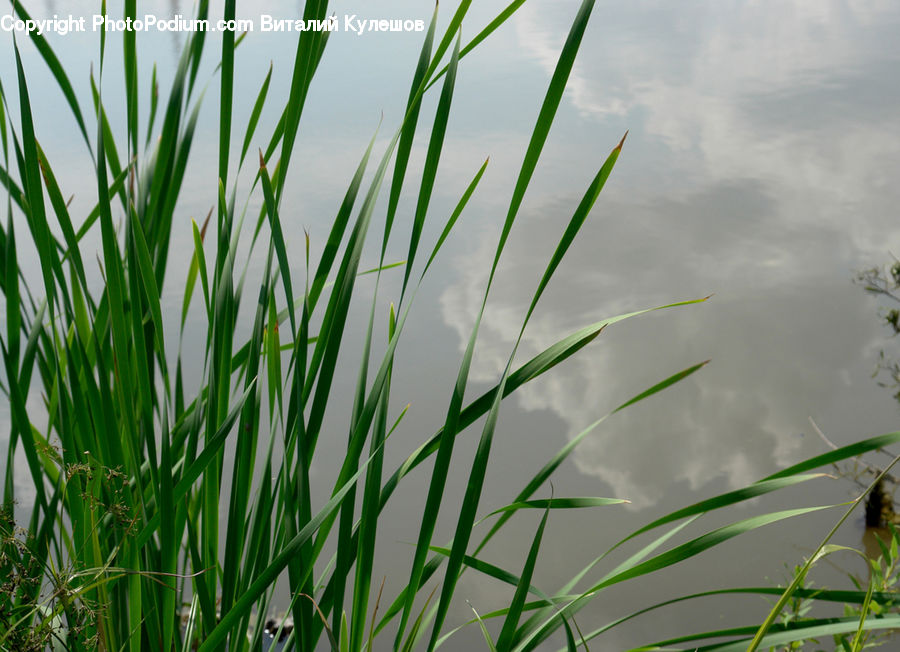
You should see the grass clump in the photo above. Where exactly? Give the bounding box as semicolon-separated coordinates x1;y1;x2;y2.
3;1;900;650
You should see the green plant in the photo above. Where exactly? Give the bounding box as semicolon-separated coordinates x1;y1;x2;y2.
4;1;900;651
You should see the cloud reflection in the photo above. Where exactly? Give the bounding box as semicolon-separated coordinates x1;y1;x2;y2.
440;1;900;508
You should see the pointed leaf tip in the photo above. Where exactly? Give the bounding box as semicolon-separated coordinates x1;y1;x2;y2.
258;149;266;169
615;130;629;152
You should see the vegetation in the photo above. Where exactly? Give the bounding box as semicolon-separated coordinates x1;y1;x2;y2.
1;0;899;650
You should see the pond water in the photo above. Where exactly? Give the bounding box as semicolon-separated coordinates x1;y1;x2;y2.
2;0;900;649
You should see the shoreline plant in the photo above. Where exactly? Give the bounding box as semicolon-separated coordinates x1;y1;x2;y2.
2;1;900;650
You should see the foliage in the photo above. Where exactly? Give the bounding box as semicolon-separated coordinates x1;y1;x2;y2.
2;1;900;650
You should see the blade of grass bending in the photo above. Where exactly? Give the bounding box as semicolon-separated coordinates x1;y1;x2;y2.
512;505;839;652
0;70;9;163
0;162;25;215
746;452;900;651
401;35;460;301
562;618;580;652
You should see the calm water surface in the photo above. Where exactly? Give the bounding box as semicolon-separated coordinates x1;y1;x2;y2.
2;1;900;648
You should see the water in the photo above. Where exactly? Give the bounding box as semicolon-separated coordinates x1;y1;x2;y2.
2;1;900;649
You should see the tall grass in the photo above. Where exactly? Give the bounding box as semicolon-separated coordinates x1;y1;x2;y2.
1;1;899;650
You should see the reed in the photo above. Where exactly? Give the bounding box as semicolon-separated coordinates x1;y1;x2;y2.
1;1;896;650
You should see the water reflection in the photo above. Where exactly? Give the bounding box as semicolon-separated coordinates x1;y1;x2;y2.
439;0;900;510
1;0;899;645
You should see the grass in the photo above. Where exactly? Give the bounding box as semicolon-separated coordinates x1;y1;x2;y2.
1;1;900;650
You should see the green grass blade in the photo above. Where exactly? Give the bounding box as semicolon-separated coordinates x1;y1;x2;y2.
476;361;709;556
763;431;900;480
489;0;597;283
145;63;158;146
197;436;389;652
123;0;138;155
497;502;550;652
383;300;707;534
401;35;460;299
382;3;438;257
746;454;900;651
239;62;273;168
422;157;488;277
134;380;257;548
486;498;630;519
522;133;626;325
637;615;900;651
512;505;840;652
471;603;499;652
259;153;296;333
219;0;236;185
308;131;376;311
424;0;527;92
